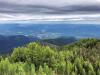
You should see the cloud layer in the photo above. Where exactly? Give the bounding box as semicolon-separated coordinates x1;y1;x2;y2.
0;0;100;23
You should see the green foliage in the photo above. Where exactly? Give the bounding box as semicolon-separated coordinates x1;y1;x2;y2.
0;38;100;75
11;42;57;68
0;58;55;75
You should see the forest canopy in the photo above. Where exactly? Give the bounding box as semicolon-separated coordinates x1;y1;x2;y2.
0;38;100;75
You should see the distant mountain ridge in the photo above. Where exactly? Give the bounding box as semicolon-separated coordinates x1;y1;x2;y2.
0;35;39;54
0;35;77;54
42;37;77;46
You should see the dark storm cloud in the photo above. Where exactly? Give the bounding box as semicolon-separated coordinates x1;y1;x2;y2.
0;1;100;15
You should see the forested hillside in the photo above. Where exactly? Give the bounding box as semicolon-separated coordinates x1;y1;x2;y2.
0;38;100;75
42;37;76;46
0;35;39;54
0;35;76;54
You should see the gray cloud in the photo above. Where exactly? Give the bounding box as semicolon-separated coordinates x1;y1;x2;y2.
0;0;100;23
0;1;100;15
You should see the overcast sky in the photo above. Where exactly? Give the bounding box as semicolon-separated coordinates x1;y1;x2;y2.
0;0;100;23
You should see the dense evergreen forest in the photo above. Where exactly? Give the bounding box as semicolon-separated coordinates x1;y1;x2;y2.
0;38;100;75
